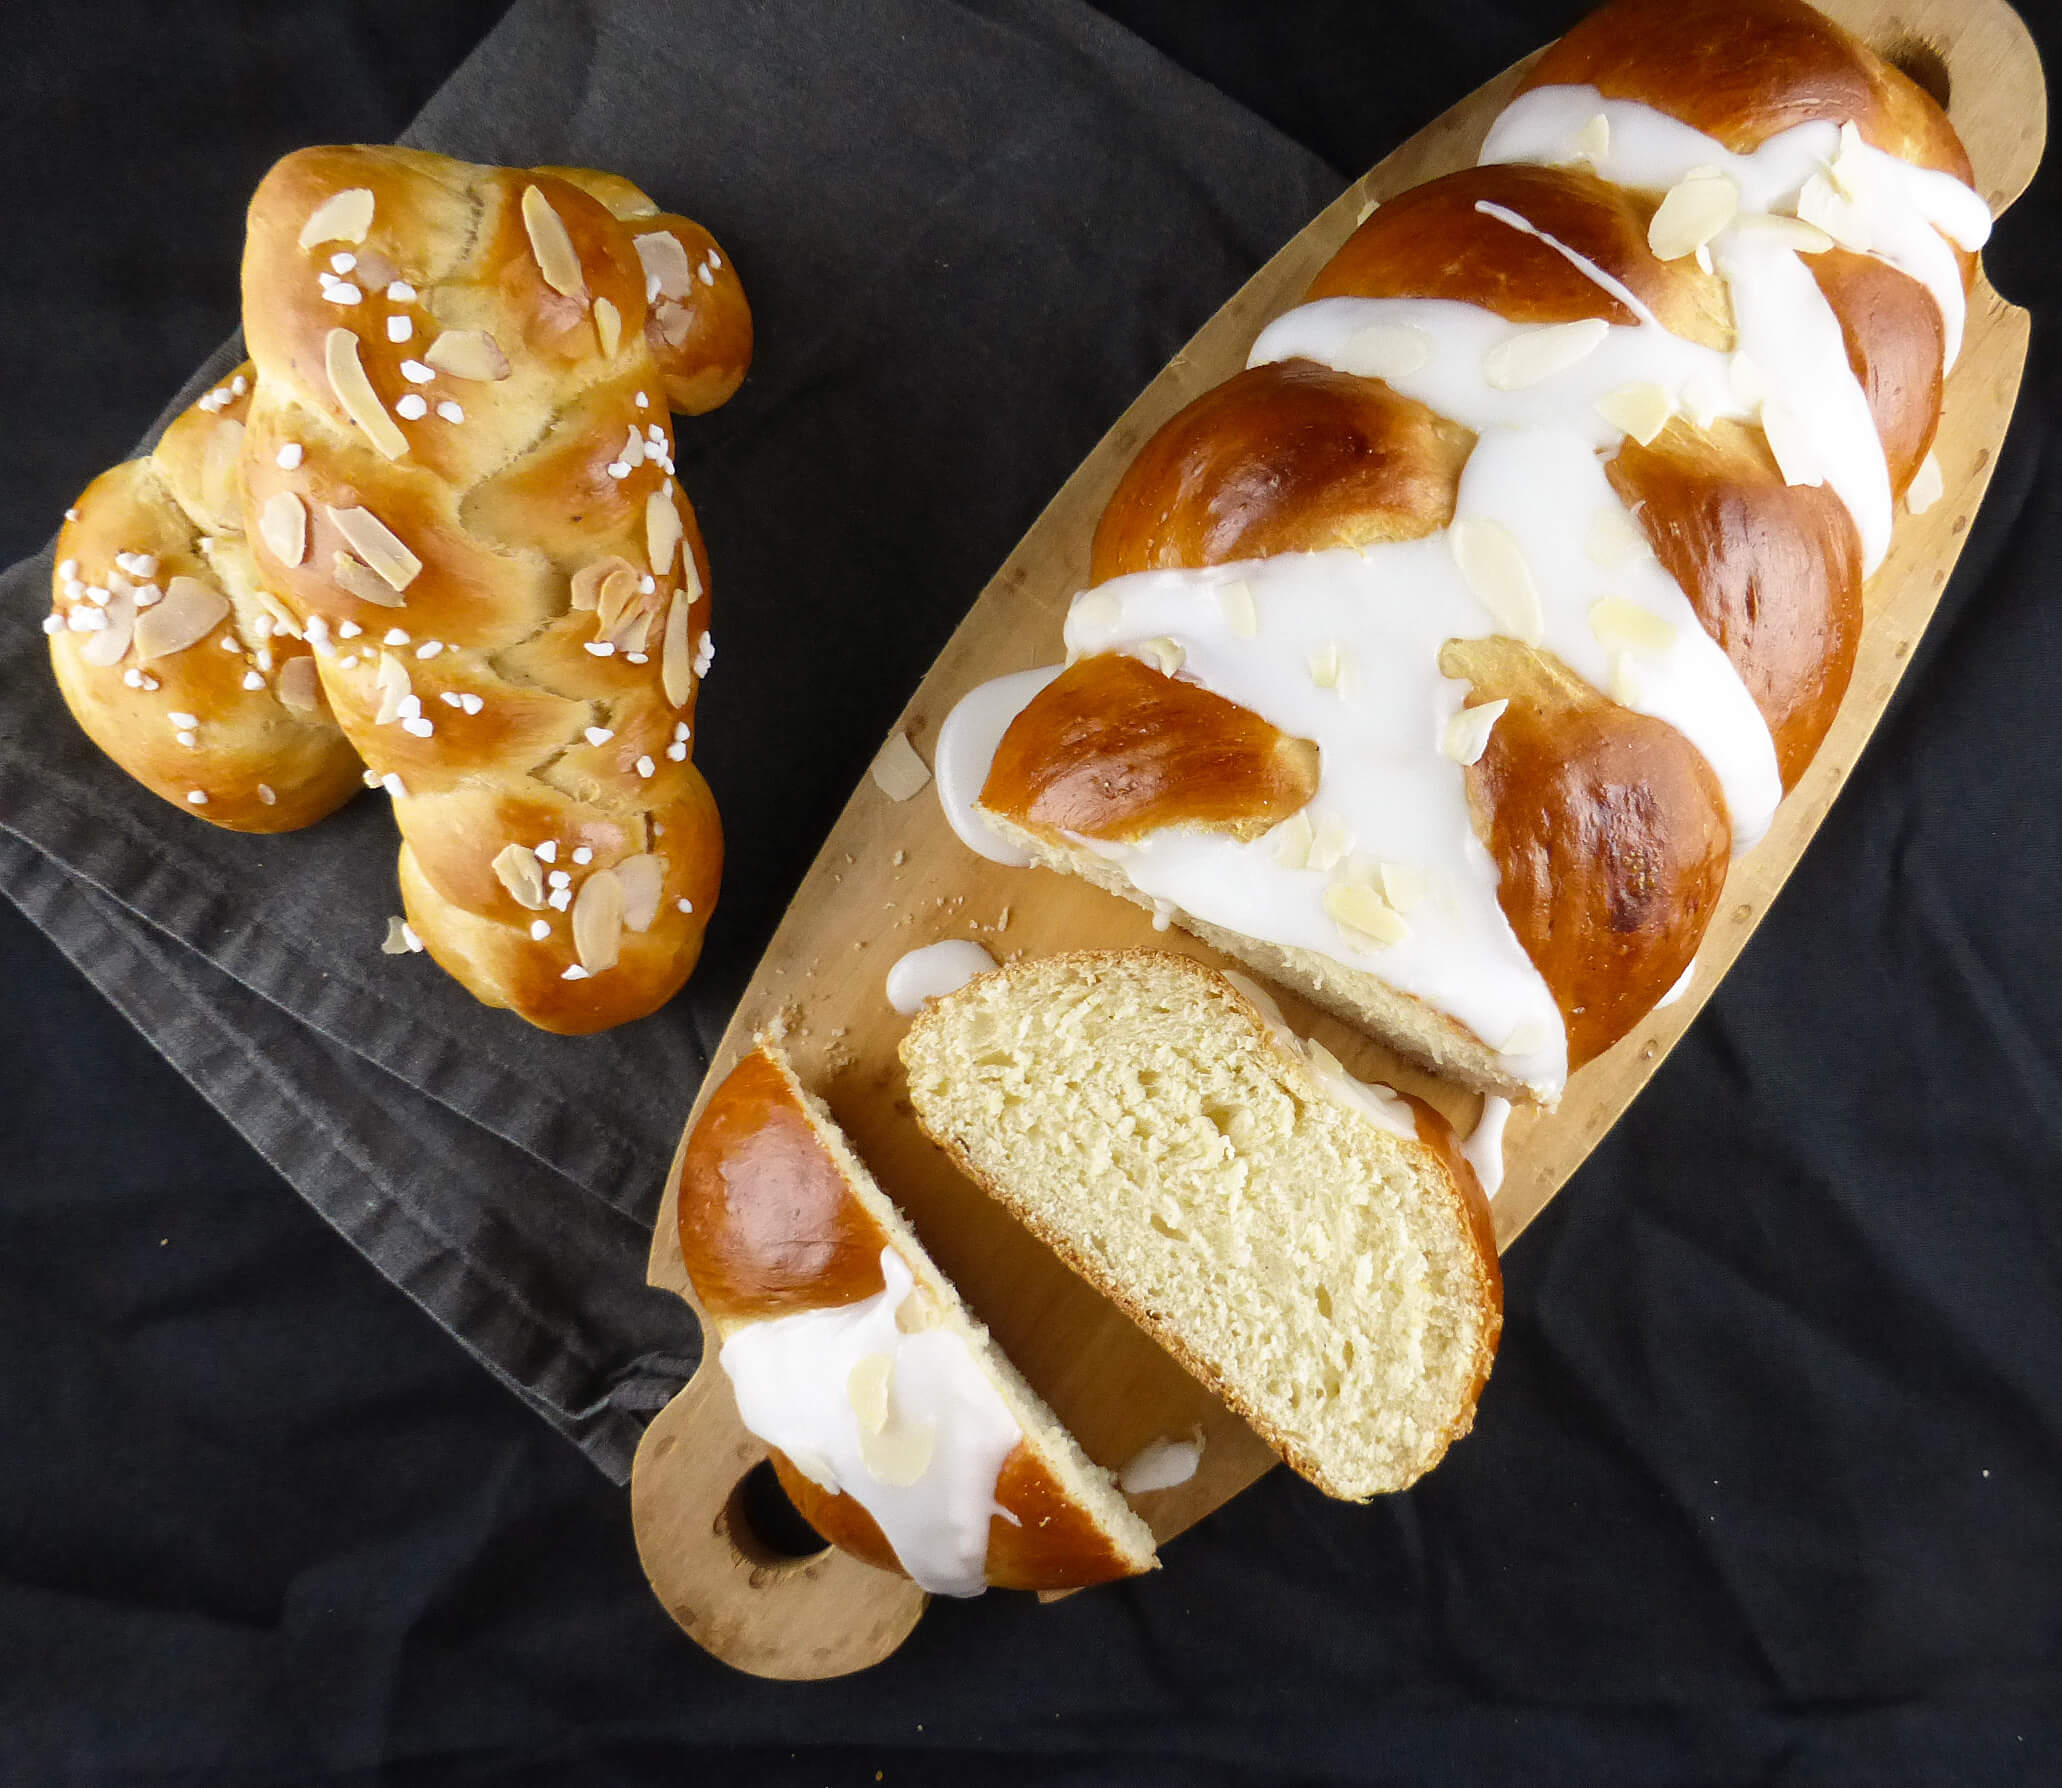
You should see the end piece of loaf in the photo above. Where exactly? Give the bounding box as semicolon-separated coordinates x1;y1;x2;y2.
678;1042;1159;1594
900;951;1502;1499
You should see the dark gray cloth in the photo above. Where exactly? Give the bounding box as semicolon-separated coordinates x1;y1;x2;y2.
0;0;1336;1478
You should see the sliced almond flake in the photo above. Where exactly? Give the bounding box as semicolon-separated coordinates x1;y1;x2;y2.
1829;120;1870;202
1379;861;1428;913
645;489;682;578
79;582;136;667
422;329;510;382
572;867;625;972
521;185;587;299
325;328;407;459
1594;382;1671;445
1324;880;1410;948
571;553;637;612
1306;813;1353;874
859;1418;935;1487
1585;504;1651;570
634;230;696;300
1482;317;1609;391
1590;596;1676;656
1136;636;1184;677
1308;640;1343;689
1609;650;1643;706
1733;211;1834;254
1219;580;1258;638
1795;172;1871;253
1501;1018;1553;1057
259;491;309;566
324;505;421;591
1727;352;1768;409
380;916;413;955
847;1354;894;1435
1563;111;1609;166
1759;400;1824;488
1271;810;1314;870
373;651;413;724
870;731;930;801
332;550;408;607
620;426;646;469
594;565;641;635
1440;697;1509;767
298;188;374;251
615;854;668;931
257;784;277;805
1647;170;1738;262
592;296;622;358
611;600;657;654
202;418;245;519
133;575;230;660
1341;321;1435;381
1450;517;1545;644
277;655;323;715
1906;450;1944;515
492;843;547;910
661;591;695;707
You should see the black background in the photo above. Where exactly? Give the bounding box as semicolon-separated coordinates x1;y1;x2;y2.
4;1;2060;1783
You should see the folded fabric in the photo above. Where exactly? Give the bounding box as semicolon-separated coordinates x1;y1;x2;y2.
0;0;1337;1477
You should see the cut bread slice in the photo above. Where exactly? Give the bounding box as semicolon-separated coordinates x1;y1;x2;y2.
900;951;1502;1499
678;1040;1159;1594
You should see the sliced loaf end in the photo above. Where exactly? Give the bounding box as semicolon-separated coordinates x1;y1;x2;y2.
900;952;1502;1499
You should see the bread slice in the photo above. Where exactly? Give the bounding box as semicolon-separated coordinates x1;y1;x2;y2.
681;1041;1158;1592
900;951;1502;1498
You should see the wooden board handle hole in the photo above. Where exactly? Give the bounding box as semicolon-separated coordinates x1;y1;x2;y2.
723;1458;834;1572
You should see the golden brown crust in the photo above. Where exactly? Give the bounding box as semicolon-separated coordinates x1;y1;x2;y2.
1308;163;1732;348
47;370;364;833
981;652;1319;845
1520;0;1973;182
239;145;743;1030
1807;248;1945;500
1089;360;1472;580
1607;421;1864;788
678;1046;1152;1590
1447;639;1731;1069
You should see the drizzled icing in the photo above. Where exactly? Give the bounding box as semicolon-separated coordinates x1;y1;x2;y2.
1463;1095;1512;1199
719;1248;1021;1597
933;665;1063;865
940;82;1990;1098
886;940;998;1014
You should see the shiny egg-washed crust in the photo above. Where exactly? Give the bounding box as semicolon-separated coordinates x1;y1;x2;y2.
679;1046;1157;1593
239;146;751;1033
983;0;1973;1090
47;367;365;833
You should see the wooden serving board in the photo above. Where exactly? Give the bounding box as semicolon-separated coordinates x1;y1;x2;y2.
631;0;2045;1679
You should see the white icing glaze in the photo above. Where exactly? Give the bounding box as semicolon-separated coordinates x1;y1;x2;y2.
933;665;1063;865
1220;971;1418;1138
886;940;998;1015
718;1248;1020;1597
1463;1095;1512;1199
935;81;1986;1099
1118;1433;1204;1494
1654;960;1695;1009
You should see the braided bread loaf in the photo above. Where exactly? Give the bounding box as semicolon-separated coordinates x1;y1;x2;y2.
45;365;364;832
953;0;1990;1104
237;146;750;1033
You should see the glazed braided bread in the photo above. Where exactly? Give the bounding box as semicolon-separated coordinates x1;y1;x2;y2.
968;0;1990;1103
237;146;750;1033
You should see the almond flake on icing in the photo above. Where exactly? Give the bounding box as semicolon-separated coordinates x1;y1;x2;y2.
1585;504;1651;569
1219;580;1258;637
1439;698;1507;767
1589;596;1676;656
1449;517;1545;644
298;188;374;251
1647;169;1739;261
1324;880;1409;948
1759;400;1824;488
520;185;587;299
1594;382;1671;445
1338;321;1435;381
1271;810;1314;869
324;328;407;459
1482;317;1609;391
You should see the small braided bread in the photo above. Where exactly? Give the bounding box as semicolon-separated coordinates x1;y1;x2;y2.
966;0;1988;1104
237;146;751;1033
46;364;363;833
